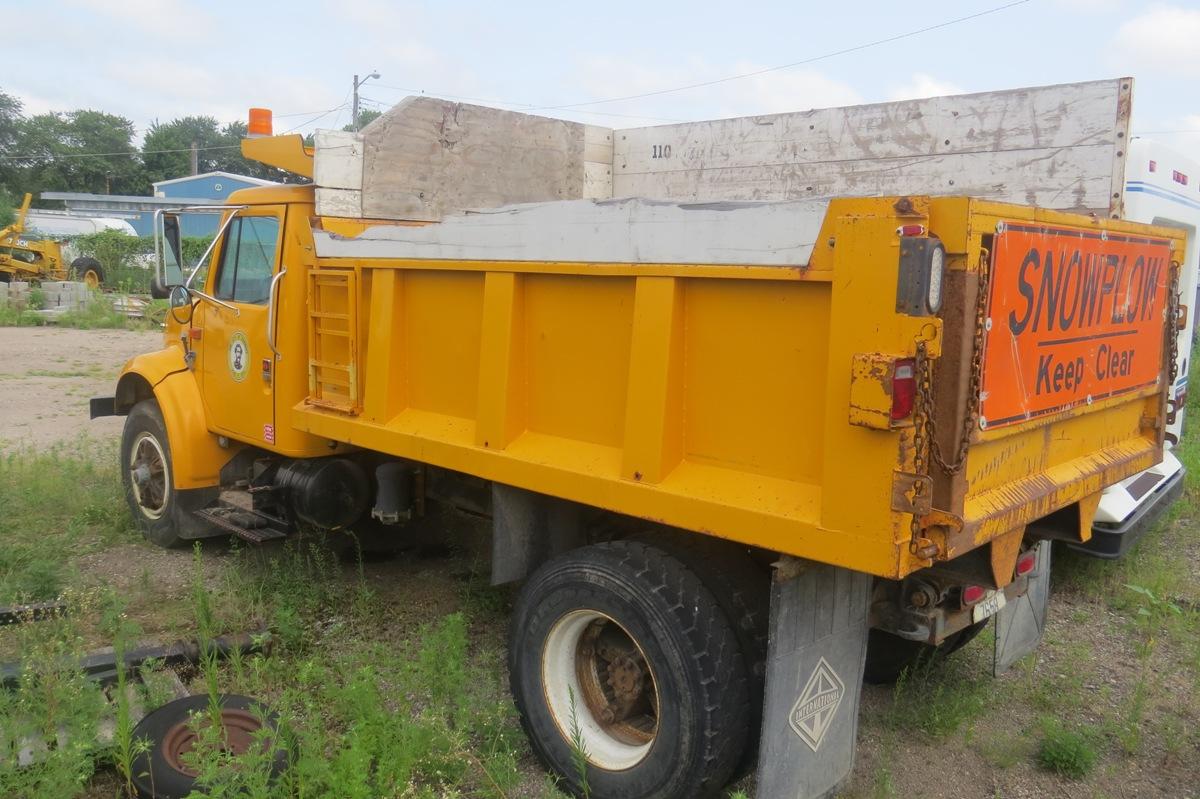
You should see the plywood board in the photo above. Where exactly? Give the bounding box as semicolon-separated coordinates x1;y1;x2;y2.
315;187;362;218
613;79;1133;216
313;130;363;190
356;97;614;221
312;197;830;267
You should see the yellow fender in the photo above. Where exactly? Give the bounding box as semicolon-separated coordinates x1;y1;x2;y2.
115;345;237;490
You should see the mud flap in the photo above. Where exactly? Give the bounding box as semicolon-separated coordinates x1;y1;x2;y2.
755;559;872;799
993;540;1051;676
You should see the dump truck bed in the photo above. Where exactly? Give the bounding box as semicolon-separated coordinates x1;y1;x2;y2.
287;193;1183;579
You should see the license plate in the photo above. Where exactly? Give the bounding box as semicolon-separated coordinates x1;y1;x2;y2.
971;590;1007;623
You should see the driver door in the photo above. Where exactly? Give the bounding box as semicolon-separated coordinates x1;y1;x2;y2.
197;207;285;446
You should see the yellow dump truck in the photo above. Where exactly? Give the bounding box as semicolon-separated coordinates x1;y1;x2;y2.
95;81;1185;798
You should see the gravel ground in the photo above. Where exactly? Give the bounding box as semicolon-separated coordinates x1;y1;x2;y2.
0;326;162;450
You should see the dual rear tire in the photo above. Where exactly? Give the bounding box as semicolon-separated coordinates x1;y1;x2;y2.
509;540;766;799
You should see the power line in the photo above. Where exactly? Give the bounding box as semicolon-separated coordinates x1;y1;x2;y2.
280;102;349;135
526;0;1032;111
0;143;241;162
1135;129;1200;135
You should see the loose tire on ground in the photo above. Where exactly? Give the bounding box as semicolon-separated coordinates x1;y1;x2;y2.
863;620;988;684
510;541;749;799
120;399;187;548
129;694;286;799
69;256;104;288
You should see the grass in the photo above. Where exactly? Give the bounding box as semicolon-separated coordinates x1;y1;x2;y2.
0;439;133;605
887;651;991;740
1036;719;1098;779
0;439;547;798
0;294;166;330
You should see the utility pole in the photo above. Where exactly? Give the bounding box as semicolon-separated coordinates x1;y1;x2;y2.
352;71;381;131
189;141;199;176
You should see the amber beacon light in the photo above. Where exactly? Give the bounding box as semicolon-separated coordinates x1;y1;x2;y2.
247;108;273;138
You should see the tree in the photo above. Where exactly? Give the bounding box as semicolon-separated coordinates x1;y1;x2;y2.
142;116;310;185
12;109;142;197
140;116;227;185
342;108;381;132
0;89;25;196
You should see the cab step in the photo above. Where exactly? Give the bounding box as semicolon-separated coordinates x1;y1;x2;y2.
193;505;290;544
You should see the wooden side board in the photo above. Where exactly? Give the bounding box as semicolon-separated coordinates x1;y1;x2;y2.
613;79;1133;216
352;97;612;221
310;79;1133;220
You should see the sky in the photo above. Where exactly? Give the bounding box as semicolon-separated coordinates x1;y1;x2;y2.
4;0;1200;154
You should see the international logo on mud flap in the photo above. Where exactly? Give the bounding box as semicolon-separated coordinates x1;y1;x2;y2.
228;331;250;383
789;657;845;752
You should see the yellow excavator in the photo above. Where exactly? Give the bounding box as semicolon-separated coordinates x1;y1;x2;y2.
0;193;104;288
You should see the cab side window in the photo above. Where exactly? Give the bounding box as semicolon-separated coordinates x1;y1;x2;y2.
213;216;280;304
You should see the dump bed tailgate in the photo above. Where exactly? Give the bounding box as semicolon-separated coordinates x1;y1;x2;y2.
943;204;1181;556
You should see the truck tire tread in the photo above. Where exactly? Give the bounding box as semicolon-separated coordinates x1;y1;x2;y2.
509;540;749;799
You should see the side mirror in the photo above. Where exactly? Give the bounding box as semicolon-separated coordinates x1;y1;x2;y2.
154;211;186;288
150;276;170;299
169;284;193;325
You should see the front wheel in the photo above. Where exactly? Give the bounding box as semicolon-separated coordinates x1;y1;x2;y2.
70;256;104;288
120;400;186;548
510;541;749;799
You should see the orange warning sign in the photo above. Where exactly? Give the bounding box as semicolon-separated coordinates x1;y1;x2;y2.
980;222;1174;430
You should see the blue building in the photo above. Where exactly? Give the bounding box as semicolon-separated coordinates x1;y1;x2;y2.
152;172;279;236
42;171;279;237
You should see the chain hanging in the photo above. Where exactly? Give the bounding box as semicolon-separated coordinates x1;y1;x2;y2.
908;245;991;553
914;245;992;478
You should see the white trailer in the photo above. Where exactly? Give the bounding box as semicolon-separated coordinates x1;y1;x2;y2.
1082;139;1200;556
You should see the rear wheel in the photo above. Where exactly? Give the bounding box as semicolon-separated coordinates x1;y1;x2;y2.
863;620;988;684
69;256;104;288
510;541;748;799
633;529;769;773
121;400;186;548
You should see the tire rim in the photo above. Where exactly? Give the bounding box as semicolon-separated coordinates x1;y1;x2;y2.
542;609;660;770
161;708;263;777
83;269;99;289
129;431;169;520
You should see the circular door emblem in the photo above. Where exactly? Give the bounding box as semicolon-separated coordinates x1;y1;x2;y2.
228;332;250;383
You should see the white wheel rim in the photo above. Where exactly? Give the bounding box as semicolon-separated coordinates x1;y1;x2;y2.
541;609;659;771
129;431;170;520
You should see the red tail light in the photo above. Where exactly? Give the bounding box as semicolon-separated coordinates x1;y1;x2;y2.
1015;550;1037;577
891;359;917;421
962;584;986;606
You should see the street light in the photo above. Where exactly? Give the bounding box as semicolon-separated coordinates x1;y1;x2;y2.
352;71;381;132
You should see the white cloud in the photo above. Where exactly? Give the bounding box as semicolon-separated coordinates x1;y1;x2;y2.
66;0;215;37
726;65;863;117
1136;114;1200;155
1053;0;1123;9
569;56;861;124
887;73;966;102
1115;4;1200;76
